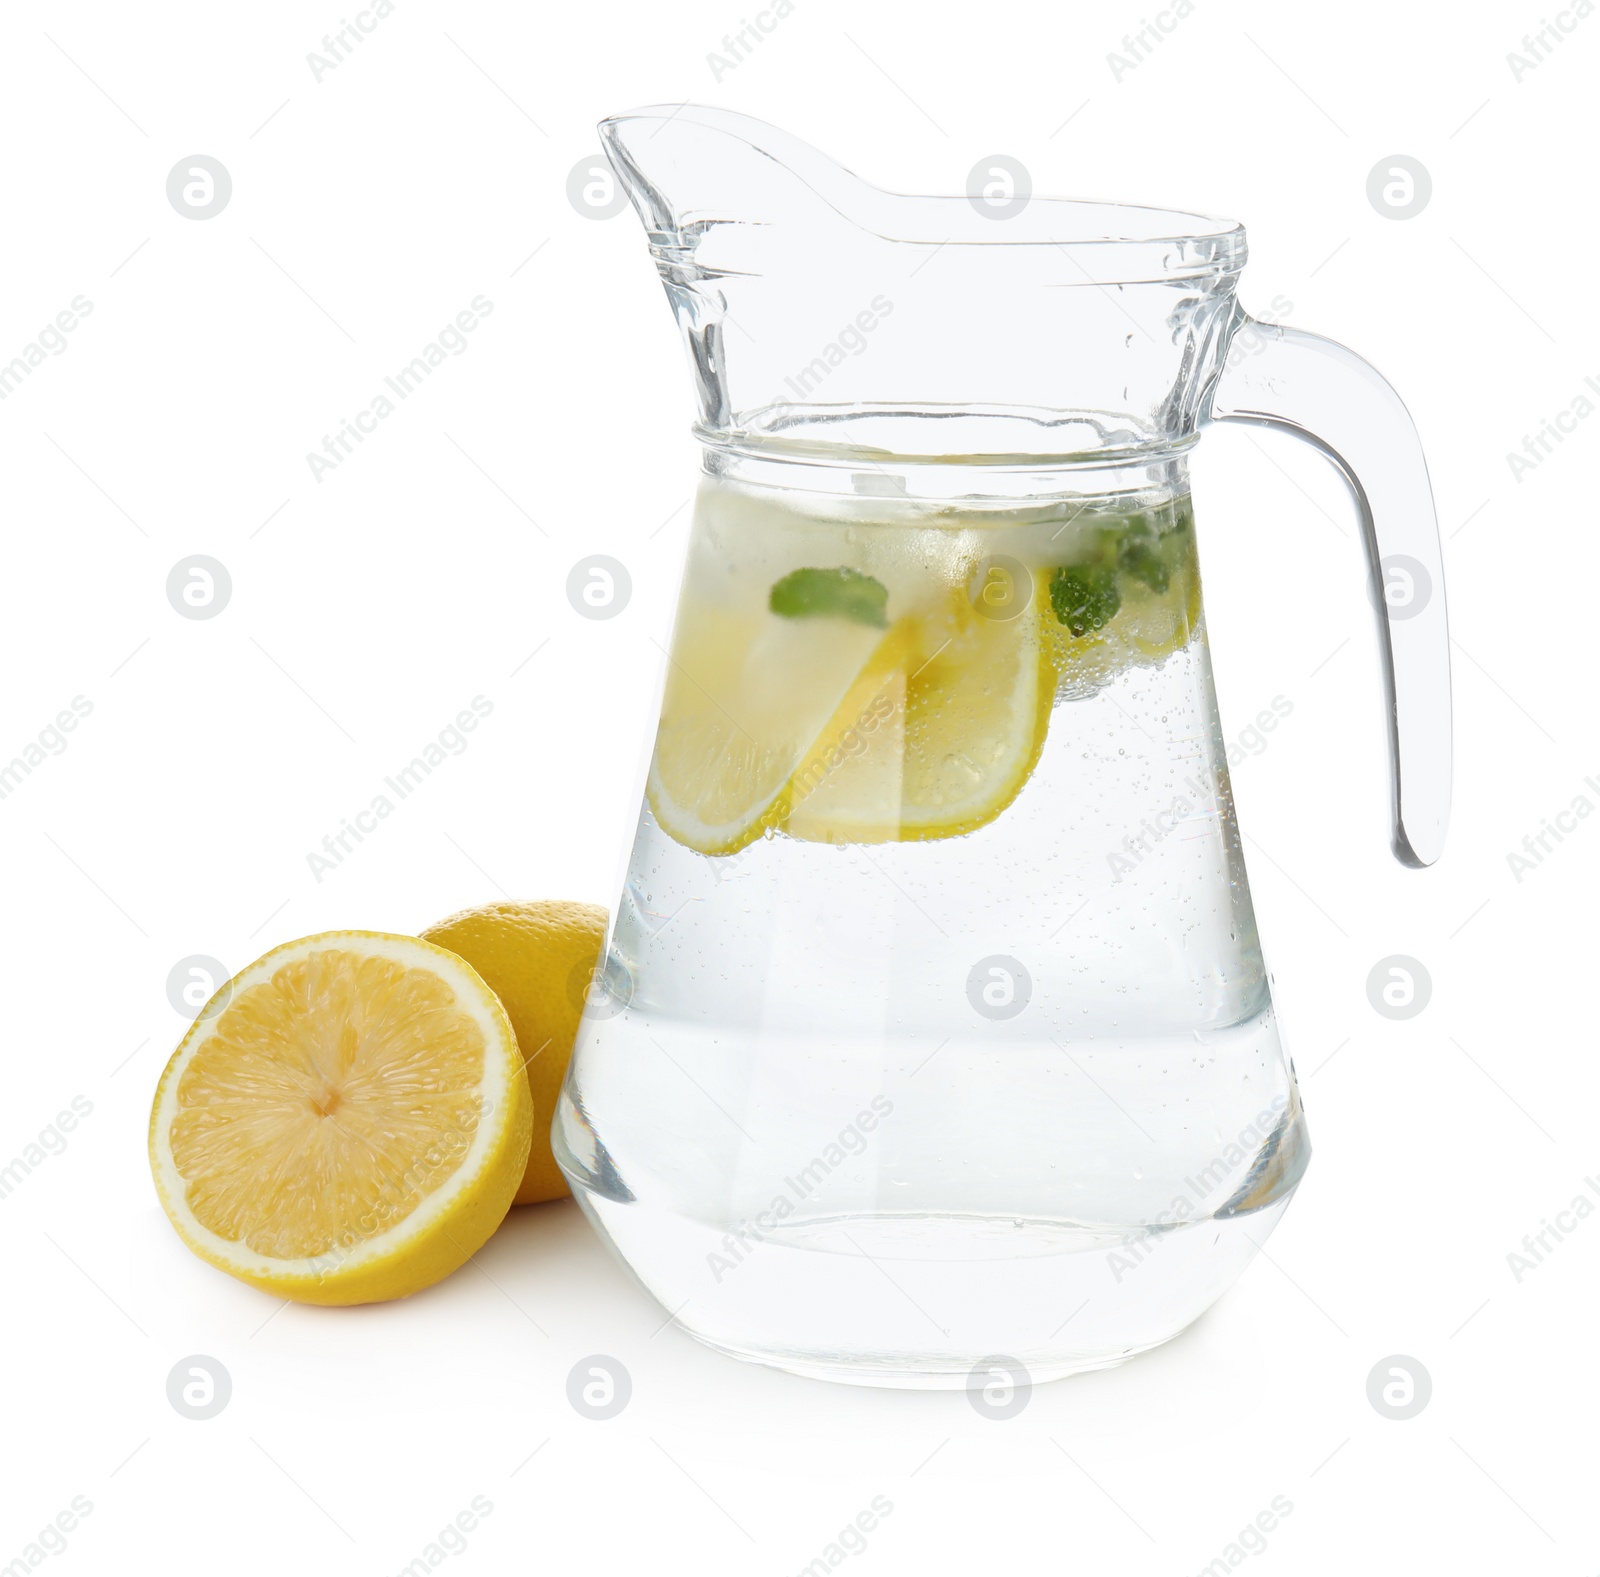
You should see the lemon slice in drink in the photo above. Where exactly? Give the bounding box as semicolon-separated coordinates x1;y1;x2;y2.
647;601;895;855
786;586;1054;844
149;933;531;1306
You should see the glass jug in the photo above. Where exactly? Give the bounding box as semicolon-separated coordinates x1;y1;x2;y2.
555;106;1451;1387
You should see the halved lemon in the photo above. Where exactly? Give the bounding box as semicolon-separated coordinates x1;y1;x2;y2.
149;932;532;1306
786;587;1054;844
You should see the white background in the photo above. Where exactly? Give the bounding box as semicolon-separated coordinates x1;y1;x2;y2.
2;0;1594;1572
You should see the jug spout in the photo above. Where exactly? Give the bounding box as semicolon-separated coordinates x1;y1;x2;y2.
600;102;871;245
599;105;1249;464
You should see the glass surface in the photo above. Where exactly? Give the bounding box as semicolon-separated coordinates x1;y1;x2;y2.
555;105;1447;1386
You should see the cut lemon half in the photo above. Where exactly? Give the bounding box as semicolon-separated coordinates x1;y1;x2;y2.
149;932;532;1306
786;586;1055;844
647;601;894;855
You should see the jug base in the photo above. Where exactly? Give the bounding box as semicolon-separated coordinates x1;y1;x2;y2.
677;1326;1184;1390
573;1187;1294;1390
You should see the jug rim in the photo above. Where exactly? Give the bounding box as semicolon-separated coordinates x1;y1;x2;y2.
601;104;1247;274
695;404;1205;473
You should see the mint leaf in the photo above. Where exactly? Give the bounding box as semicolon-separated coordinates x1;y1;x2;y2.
1049;564;1121;636
769;567;889;628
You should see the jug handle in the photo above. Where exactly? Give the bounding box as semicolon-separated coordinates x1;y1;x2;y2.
1205;319;1451;867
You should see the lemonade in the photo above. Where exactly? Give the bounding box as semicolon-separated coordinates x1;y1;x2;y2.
645;476;1202;853
558;465;1303;1383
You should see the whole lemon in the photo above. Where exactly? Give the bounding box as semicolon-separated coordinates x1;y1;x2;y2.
421;900;606;1205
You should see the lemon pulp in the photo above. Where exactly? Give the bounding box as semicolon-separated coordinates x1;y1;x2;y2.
149;932;531;1305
